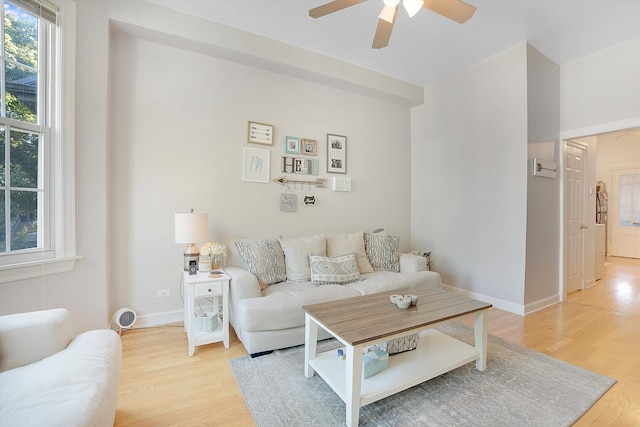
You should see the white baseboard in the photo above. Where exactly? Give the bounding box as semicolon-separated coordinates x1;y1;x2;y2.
442;285;561;316
135;309;183;328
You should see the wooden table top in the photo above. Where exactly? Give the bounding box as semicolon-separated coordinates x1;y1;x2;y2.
303;288;492;346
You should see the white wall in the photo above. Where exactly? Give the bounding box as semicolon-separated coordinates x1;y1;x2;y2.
0;1;112;331
411;43;529;311
108;30;414;324
0;1;416;331
561;38;640;132
524;45;560;309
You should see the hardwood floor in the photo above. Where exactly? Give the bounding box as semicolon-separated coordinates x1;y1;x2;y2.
115;256;640;426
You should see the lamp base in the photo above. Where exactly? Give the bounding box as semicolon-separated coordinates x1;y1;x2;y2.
183;243;200;271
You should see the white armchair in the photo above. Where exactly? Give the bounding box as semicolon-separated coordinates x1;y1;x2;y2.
0;308;122;427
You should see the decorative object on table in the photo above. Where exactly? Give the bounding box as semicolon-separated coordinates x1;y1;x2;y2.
280;193;297;212
281;156;320;175
175;208;208;271
243;147;270;183
327;133;347;174
383;333;420;355
284;136;301;154
395;296;412;309
404;294;418;305
362;346;389;379
248;121;273;145
198;257;212;272
389;294;402;304
273;176;326;188
200;242;227;270
301;138;317;156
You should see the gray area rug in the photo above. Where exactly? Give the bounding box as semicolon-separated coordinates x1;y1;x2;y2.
230;322;616;427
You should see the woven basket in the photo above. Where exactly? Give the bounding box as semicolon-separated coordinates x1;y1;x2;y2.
383;333;420;354
197;312;219;332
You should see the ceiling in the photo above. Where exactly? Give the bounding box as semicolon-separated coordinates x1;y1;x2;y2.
146;0;640;87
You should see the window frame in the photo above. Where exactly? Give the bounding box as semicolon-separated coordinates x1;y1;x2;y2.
0;0;78;283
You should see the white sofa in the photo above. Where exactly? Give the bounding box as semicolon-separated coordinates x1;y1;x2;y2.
225;232;442;356
0;308;122;427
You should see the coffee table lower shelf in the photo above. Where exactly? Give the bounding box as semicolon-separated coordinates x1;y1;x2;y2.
309;329;478;407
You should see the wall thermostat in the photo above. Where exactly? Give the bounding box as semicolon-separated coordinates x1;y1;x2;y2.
332;177;352;191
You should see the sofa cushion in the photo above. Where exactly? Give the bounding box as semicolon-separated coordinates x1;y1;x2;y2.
364;233;400;272
309;253;364;285
278;234;326;282
326;231;374;273
238;281;361;331
345;270;440;295
235;239;286;290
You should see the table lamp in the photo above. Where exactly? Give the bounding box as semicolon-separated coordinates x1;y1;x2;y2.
175;208;208;271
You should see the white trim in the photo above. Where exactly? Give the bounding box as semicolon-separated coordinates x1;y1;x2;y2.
0;255;81;283
441;284;525;315
133;309;183;329
560;117;640;140
442;284;562;316
0;0;77;276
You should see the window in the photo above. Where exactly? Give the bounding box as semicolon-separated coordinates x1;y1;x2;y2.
0;0;77;281
619;173;640;228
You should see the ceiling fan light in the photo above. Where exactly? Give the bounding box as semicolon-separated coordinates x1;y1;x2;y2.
383;0;400;7
403;0;423;17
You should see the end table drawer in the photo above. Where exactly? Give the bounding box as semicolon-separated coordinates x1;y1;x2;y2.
195;282;223;297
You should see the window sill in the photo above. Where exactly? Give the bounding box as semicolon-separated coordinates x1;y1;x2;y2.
0;255;83;284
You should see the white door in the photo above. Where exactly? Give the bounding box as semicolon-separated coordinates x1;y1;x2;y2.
564;141;587;293
609;168;640;258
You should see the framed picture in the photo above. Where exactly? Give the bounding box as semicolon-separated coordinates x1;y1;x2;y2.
248;121;274;145
284;136;301;154
327;134;347;174
301;138;317;156
243;147;270;183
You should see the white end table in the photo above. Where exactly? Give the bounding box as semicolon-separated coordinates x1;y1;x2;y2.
183;271;230;356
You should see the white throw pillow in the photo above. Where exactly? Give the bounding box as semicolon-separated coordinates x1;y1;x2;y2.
278;234;326;282
309;253;364;286
326;231;374;273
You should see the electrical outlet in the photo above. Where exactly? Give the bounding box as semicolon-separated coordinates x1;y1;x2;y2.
157;289;170;298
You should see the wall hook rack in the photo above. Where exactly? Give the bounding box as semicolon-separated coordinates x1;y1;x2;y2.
273;176;326;188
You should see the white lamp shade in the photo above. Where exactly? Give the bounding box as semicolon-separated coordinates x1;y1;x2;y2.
175;212;208;243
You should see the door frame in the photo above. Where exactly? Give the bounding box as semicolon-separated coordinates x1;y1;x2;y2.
559;117;640;302
564;139;588;296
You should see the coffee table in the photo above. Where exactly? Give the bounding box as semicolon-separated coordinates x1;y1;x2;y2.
303;287;492;427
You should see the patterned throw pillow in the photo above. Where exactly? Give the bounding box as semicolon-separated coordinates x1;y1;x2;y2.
309;253;364;286
364;233;400;272
235;239;286;290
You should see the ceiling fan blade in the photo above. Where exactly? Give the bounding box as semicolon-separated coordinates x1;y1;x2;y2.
309;0;366;18
423;0;476;23
372;5;398;49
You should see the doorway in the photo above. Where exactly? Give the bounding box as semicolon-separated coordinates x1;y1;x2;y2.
609;168;640;258
562;120;640;300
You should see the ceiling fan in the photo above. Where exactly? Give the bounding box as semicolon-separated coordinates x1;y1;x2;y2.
309;0;477;49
